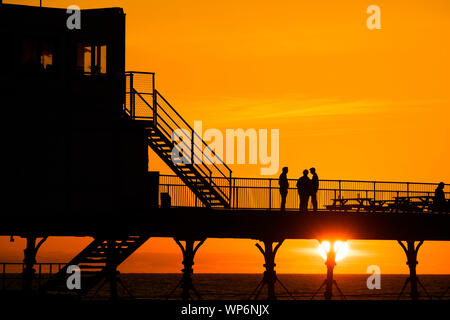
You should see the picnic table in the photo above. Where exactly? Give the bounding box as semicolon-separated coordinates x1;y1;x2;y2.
367;199;393;213
393;195;434;213
328;198;372;212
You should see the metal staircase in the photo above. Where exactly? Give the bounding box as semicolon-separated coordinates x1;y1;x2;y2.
124;71;232;209
43;235;150;294
44;72;231;296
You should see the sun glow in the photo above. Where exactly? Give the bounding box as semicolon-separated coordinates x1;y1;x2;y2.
318;240;349;262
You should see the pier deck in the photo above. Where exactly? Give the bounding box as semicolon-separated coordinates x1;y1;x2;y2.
2;209;449;241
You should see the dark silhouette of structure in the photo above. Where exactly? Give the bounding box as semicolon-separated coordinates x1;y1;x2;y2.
310;168;319;213
1;4;149;216
311;245;345;300
167;239;205;300
278;167;289;212
248;240;294;300
297;170;311;213
397;241;432;300
0;3;231;297
0;3;449;302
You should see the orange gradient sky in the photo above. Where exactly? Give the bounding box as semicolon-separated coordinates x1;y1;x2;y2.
2;0;449;274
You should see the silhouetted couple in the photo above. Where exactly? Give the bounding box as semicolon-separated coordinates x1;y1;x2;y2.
278;167;319;213
296;168;319;213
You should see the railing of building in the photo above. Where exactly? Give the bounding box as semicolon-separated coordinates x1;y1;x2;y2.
159;174;449;212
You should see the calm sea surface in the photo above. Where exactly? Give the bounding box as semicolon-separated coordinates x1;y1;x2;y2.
89;274;450;300
2;273;449;300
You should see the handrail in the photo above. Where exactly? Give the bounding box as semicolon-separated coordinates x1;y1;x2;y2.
125;71;155;75
134;89;212;178
125;71;232;180
154;93;231;201
127;74;232;204
1;262;67;291
155;112;214;180
155;111;231;202
160;174;450;190
155;90;232;179
159;174;449;211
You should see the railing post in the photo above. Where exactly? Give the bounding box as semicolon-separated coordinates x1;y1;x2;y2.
153;89;157;126
338;180;342;198
230;173;233;209
152;73;156;97
269;179;272;211
2;263;5;291
191;130;194;165
130;73;135;119
407;182;410;198
373;182;376;201
38;264;42;289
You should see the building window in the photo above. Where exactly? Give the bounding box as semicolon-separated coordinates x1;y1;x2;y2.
77;43;107;76
21;39;55;73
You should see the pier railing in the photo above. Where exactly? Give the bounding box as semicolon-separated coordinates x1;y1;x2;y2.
159;174;449;212
0;262;65;291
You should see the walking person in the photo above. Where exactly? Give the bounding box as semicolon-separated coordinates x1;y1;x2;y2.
433;182;447;213
278;167;289;212
297;169;311;213
310;167;319;213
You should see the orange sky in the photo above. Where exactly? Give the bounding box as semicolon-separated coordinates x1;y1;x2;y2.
2;0;449;274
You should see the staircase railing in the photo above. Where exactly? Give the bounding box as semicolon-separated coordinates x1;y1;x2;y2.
124;71;232;206
124;71;155;119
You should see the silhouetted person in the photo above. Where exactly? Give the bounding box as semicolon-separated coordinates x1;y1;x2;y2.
297;169;311;213
279;167;289;212
433;182;447;213
310;167;319;212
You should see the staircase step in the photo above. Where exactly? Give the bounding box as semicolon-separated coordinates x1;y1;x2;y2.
78;257;108;263
78;265;106;270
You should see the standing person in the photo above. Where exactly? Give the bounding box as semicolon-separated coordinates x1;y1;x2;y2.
296;169;311;213
278;167;289;212
310;167;319;213
433;182;447;213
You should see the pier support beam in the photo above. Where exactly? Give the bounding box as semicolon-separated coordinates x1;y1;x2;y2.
169;239;205;300
397;240;430;300
311;246;345;300
250;239;293;300
105;239;120;300
22;235;47;293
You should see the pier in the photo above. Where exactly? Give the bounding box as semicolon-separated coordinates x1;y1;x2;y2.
0;3;449;302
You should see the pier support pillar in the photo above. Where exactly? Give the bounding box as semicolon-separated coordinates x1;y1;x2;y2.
105;239;120;301
324;249;336;300
250;240;293;300
311;246;345;300
22;236;47;293
170;239;205;300
397;240;430;300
